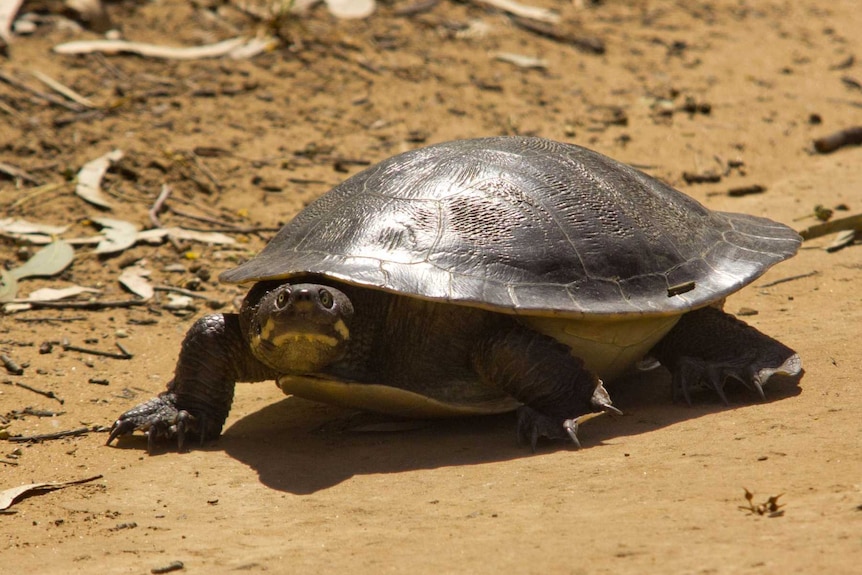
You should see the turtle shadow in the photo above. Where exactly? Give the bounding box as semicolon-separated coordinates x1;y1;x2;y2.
219;369;802;494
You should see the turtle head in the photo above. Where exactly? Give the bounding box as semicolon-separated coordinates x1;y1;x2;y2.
243;282;354;373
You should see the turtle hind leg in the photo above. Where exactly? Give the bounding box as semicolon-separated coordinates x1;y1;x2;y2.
472;327;621;450
649;306;802;404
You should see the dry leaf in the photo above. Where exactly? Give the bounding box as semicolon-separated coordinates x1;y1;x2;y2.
76;149;123;209
54;36;277;60
0;0;24;43
23;285;101;302
472;0;559;24
118;265;154;300
136;227;236;245
495;52;548;69
0;475;102;511
324;0;376;19
0;218;69;237
91;217;139;255
9;239;75;281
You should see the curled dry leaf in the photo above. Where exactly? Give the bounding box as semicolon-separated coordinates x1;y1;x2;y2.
0;0;23;43
54;36;277;60
91;217;139;255
0;475;103;511
472;0;560;24
23;285;101;302
76;149;123;209
118;265;154;300
0;218;69;237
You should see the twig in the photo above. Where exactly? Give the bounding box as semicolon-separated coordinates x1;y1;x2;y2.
165;205;279;233
30;70;97;108
8;426;104;443
0;161;41;185
62;341;133;360
509;15;605;54
813;126;862;154
759;270;819;288
149;184;172;228
13;299;148;311
1;353;24;375
13;382;64;404
15;316;87;323
0;70;85;112
799;213;862;241
154;285;223;303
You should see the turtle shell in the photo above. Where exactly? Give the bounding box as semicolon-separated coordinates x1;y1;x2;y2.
221;137;800;318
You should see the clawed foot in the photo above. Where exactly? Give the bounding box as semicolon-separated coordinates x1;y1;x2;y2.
106;393;203;453
671;352;802;405
516;405;621;452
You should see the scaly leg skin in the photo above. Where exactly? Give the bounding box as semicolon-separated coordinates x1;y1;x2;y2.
106;313;277;452
472;327;621;451
650;306;802;404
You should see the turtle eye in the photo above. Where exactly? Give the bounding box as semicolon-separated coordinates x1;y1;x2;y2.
318;289;333;309
275;289;289;308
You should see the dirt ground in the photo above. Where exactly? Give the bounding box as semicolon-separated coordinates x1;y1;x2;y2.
1;0;861;573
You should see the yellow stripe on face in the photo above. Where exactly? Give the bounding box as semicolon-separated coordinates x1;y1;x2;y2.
333;319;350;340
270;332;340;348
259;318;276;341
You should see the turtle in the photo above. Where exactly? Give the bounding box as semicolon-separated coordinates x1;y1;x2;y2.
107;136;802;452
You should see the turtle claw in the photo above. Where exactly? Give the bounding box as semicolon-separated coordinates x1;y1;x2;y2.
670;351;801;404
516;405;617;451
106;393;202;452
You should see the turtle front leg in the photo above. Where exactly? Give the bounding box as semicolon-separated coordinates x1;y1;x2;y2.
649;306;802;404
472;327;621;450
107;313;278;452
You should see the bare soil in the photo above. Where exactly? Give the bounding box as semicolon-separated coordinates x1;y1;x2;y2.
2;1;861;573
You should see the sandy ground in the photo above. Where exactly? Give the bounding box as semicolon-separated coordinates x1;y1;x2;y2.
1;0;861;573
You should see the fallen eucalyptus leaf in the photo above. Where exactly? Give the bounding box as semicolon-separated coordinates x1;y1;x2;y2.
23;285;101;302
0;218;68;237
0;270;18;303
472;0;559;24
91;217;139;255
118;265;154;300
9;239;75;281
495;52;548;69
0;0;24;43
0;475;103;511
324;0;375;19
136;227;236;245
54;36;276;60
163;293;194;310
75;149;123;209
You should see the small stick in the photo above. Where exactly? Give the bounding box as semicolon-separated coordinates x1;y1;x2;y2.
1;353;24;375
759;270;819;288
151;561;185;574
799;213;862;241
0;70;85;112
8;426;103;443
154;285;222;302
30;70;97;108
14;299;148;311
149;184;172;228
0;161;41;184
15;316;87;323
14;382;64;404
62;341;132;360
813;126;862;154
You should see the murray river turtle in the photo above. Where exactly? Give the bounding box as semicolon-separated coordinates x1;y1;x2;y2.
107;136;802;452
